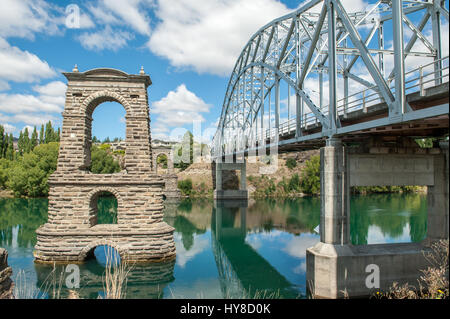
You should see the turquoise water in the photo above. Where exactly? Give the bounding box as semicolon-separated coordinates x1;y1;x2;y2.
0;193;427;299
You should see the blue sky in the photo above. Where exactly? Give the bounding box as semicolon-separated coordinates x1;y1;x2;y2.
0;0;448;142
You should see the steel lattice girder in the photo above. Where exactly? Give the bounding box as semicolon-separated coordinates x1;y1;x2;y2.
212;0;449;158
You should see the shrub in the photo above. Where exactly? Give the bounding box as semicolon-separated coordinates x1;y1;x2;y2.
288;173;301;192
300;155;320;195
285;157;297;170
178;179;193;196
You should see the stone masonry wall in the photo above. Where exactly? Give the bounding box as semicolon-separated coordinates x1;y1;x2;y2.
0;248;14;299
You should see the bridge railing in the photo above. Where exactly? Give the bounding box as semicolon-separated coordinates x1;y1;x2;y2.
252;56;449;145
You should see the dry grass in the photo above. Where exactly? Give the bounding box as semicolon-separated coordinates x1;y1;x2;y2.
13;263;65;299
373;239;449;299
100;246;133;299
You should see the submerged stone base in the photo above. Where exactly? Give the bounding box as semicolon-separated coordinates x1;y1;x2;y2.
306;242;430;298
0;248;14;299
34;223;176;263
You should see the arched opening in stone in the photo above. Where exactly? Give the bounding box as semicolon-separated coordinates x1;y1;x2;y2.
89;191;118;226
86;245;121;267
89;101;126;174
156;153;168;174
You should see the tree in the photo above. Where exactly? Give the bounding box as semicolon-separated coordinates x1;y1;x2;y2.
0;125;5;158
7;142;59;197
5;134;14;161
90;145;121;174
22;127;31;154
18;131;24;155
39;124;45;144
31;126;38;150
44;121;55;144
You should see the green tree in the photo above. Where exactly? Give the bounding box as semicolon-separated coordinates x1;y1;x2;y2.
0;125;5;158
300;155;320;195
7;142;59;197
39;124;45;144
31;126;38;150
18;131;24;155
22;127;31;154
5;134;14;161
89;145;121;174
44;121;57;144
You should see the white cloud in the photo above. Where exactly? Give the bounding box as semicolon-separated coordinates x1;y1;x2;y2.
100;0;153;35
0;38;56;85
152;84;212;126
174;233;209;268
0;93;62;114
0;81;66;114
148;0;291;76
0;113;58;128
0;81;65;132
78;25;134;51
0;0;60;39
1;123;16;134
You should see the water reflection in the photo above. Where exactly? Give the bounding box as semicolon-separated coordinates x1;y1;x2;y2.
34;259;175;299
0;193;428;299
212;200;300;298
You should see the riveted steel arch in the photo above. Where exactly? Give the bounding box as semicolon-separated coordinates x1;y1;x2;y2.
213;0;449;158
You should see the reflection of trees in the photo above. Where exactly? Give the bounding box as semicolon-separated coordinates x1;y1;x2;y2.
350;193;427;245
96;195;117;224
173;216;206;250
0;198;48;248
246;197;320;234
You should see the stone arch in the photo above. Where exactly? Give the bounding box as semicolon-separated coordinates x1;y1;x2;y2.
152;147;174;174
82;90;132;117
78;239;124;261
87;187;123;226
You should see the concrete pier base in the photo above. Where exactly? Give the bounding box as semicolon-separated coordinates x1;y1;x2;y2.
306;242;430;298
306;137;448;298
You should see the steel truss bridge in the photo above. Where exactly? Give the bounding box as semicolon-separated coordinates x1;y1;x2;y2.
212;0;449;158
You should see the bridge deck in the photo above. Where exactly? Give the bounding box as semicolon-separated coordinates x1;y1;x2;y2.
241;82;448;155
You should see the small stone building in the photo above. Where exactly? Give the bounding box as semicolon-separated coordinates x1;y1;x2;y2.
34;67;175;263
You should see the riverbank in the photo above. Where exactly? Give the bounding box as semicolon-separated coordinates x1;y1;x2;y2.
0;189;13;198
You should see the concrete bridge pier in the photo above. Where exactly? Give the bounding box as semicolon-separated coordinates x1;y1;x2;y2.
306;137;449;298
214;159;248;200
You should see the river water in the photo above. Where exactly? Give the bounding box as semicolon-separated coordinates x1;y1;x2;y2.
0;193;427;299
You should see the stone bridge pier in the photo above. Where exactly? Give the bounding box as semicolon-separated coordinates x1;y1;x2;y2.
34;67;175;263
306;137;448;298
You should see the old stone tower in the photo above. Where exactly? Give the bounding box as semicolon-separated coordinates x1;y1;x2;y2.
34;67;176;263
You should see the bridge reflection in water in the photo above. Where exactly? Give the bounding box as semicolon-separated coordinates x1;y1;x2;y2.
211;200;300;299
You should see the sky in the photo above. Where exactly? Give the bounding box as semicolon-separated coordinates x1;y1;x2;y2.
0;0;448;143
